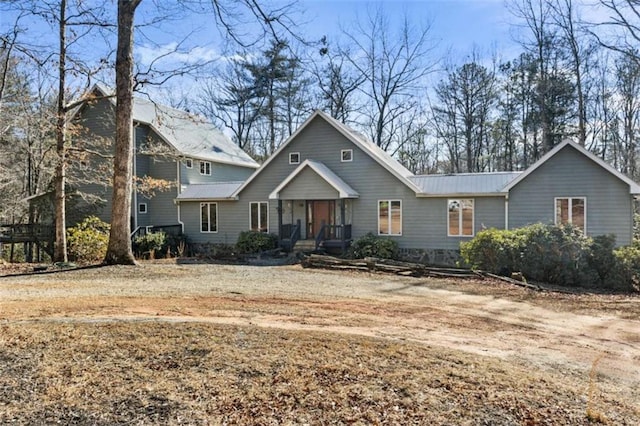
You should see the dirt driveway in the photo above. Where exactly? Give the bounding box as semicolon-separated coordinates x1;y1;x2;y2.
2;261;639;395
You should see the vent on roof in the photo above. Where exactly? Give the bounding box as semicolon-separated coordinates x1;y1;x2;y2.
212;146;223;153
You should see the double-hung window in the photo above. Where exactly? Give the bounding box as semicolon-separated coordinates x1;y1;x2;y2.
448;199;474;236
200;161;211;176
555;197;586;231
250;202;269;233
200;202;218;233
378;200;402;235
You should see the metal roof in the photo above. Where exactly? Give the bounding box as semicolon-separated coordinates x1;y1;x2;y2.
132;97;259;169
87;84;258;169
176;182;244;201
410;172;522;196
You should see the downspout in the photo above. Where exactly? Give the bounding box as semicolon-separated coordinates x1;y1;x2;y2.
504;194;509;230
176;161;184;233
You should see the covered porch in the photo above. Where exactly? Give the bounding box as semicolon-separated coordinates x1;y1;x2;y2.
269;160;358;254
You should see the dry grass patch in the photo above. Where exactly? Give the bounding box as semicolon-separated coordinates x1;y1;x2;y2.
1;321;637;425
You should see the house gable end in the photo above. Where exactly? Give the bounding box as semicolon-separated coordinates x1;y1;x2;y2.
503;141;640;194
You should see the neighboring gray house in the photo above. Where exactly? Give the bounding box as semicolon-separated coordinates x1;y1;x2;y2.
176;110;640;262
71;85;259;233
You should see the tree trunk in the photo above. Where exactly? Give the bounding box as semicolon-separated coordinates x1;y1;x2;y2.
53;0;68;263
104;0;142;265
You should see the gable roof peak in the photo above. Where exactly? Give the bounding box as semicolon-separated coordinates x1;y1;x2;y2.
502;139;640;194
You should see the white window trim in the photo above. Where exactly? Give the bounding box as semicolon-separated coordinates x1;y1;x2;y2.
200;161;212;176
341;149;353;162
138;203;147;214
554;197;587;231
249;201;269;233
377;199;402;236
447;199;475;237
289;152;300;165
185;158;193;169
200;202;218;233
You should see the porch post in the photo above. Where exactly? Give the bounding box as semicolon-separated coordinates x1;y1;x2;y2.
277;199;283;243
340;199;346;252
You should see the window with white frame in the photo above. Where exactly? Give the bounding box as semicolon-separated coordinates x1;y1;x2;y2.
185;158;193;169
250;202;269;233
378;200;402;235
341;149;353;162
138;203;147;214
555;197;586;231
200;161;211;175
289;152;300;164
448;199;474;236
200;202;218;233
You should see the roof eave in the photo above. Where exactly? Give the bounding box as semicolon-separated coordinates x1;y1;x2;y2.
416;192;509;198
175;196;239;202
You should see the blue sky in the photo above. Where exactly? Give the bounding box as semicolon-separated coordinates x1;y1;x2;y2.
297;0;516;56
132;0;519;74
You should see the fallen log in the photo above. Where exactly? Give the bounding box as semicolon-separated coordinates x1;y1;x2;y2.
301;254;549;291
301;254;482;279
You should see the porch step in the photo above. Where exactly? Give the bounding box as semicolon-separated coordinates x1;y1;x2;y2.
292;239;320;253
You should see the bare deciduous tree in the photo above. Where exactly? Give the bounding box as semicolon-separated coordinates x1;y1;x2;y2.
341;6;436;151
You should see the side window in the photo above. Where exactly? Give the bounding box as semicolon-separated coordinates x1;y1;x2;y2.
341;149;353;162
289;152;300;164
200;202;218;233
448;199;474;236
555;197;586;231
200;161;211;176
250;202;269;233
185;159;193;169
378;200;402;235
138;203;147;214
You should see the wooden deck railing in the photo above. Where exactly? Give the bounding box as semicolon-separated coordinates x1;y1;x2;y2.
0;224;54;242
131;224;183;240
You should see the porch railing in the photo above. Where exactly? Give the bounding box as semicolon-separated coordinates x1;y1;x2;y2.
315;223;352;251
280;220;301;251
131;224;183;240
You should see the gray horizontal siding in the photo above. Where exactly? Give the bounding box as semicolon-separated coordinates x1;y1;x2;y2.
508;146;633;245
180;160;255;184
279;167;339;200
180;116;508;250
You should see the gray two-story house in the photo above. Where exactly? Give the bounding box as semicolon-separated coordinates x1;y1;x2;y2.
71;85;259;234
175;110;640;263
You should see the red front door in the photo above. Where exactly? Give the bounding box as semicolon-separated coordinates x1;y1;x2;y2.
307;200;335;239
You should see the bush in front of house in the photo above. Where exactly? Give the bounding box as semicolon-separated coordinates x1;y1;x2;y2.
461;224;637;291
235;231;278;254
459;227;526;275
350;232;399;260
612;243;640;291
67;216;110;263
133;232;167;258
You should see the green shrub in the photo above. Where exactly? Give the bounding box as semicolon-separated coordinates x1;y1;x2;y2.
518;223;596;287
67;216;110;263
133;232;167;258
588;234;618;285
350;232;399;260
613;244;640;291
460;223;639;289
236;231;278;254
460;228;525;274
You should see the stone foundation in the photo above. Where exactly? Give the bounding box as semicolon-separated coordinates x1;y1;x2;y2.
398;248;463;267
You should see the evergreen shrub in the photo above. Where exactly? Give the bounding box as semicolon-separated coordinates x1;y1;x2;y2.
350;232;399;260
67;216;110;263
236;231;278;254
